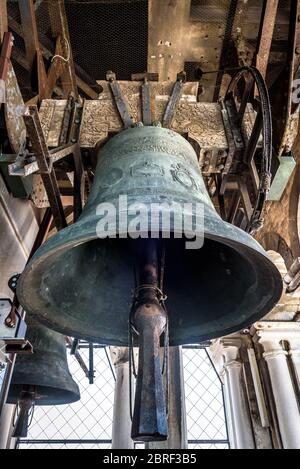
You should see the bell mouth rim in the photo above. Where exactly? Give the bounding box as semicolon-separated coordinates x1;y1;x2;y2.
7;385;80;406
16;211;283;347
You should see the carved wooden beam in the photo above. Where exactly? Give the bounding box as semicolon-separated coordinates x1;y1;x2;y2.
8;14;98;99
47;0;78;98
19;0;48;98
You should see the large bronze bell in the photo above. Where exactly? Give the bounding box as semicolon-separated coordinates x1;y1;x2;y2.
16;126;282;441
7;316;80;437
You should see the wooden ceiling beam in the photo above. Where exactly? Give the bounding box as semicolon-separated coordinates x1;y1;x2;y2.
47;0;78;98
8;14;98;100
0;0;8;41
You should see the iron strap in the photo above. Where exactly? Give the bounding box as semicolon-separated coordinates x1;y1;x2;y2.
109;79;134;129
162;80;183;128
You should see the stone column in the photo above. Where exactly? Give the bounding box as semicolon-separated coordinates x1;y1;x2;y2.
211;337;255;449
110;347;134;449
254;322;300;449
0;404;17;449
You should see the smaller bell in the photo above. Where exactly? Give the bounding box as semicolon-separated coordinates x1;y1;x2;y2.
7;317;80;438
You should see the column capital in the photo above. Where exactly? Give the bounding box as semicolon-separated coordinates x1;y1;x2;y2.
110;347;130;367
210;334;245;374
252;322;300;354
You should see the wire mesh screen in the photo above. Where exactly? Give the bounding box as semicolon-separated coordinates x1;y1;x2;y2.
18;347;114;449
64;0;148;80
11;346;228;450
183;348;228;449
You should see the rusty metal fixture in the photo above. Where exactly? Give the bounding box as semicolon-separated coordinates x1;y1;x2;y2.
131;239;168;442
16;126;282;346
7;316;80;438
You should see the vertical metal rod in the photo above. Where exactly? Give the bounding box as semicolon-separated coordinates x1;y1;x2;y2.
88;343;94;385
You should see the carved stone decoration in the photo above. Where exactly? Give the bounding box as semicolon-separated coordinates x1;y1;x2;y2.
4;63;27;153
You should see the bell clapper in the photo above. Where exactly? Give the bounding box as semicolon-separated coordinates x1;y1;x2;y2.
13;385;36;438
131;239;168;442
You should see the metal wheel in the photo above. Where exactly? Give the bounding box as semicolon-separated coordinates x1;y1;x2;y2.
221;66;273;235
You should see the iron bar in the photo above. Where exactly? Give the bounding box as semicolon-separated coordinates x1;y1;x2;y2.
19;439;112;445
162;80;183;128
18;438;229;446
141;81;152;126
109;78;134;129
23;107;67;231
88;343;94;385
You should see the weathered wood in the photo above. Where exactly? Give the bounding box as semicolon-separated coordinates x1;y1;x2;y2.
19;0;40;68
8;15;98;99
19;0;47;97
148;0;190;81
255;0;279;79
0;0;8;40
47;0;78;98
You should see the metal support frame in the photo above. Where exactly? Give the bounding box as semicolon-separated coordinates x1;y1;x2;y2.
23;106;67;231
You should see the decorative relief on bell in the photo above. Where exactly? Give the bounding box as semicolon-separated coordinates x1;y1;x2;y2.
130;161;165;178
170;164;198;190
